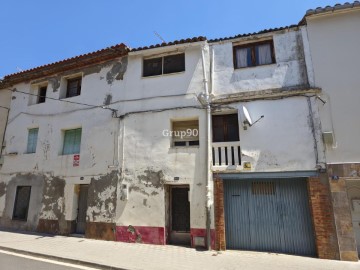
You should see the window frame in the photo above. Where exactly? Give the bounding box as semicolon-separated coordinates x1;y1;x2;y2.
62;128;82;155
171;119;199;148
12;186;31;221
65;77;82;98
233;40;276;69
37;85;47;104
26;128;39;154
143;53;185;77
212;114;240;142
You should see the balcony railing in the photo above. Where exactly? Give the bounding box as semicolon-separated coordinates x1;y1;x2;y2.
212;141;242;171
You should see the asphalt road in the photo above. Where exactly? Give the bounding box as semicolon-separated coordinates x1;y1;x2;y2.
0;251;98;270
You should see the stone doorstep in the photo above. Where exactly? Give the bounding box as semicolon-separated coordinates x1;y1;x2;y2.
0;246;128;270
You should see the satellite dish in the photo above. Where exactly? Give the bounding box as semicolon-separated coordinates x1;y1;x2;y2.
243;106;253;126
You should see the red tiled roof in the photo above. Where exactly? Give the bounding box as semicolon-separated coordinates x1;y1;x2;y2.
1;43;128;88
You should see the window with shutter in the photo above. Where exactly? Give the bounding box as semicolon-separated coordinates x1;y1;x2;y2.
62;128;82;155
66;77;82;98
212;114;240;142
26;128;39;153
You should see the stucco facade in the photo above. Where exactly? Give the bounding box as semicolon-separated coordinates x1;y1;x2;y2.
0;2;359;262
304;5;360;261
0;89;11;165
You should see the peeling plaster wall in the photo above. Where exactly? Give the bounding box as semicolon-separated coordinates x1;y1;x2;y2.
212;29;309;95
0;173;45;231
116;108;207;230
0;44;209;235
305;10;360;163
221;97;319;171
0;58;129;229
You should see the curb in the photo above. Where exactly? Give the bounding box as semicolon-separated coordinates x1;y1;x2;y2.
0;246;129;270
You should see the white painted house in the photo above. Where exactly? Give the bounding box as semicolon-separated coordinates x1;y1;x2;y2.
0;1;359;262
208;25;326;257
302;1;360;261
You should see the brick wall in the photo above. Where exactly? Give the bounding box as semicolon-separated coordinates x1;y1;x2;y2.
308;175;340;260
327;164;359;261
214;177;226;250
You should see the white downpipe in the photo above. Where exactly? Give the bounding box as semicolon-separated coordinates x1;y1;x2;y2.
201;45;212;250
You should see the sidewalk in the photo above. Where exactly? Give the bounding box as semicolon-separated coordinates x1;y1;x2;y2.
0;230;358;270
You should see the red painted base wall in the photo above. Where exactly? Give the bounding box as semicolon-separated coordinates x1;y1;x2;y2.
190;228;216;249
116;226;165;245
116;226;216;249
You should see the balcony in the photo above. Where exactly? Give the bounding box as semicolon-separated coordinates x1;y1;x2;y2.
212;141;242;172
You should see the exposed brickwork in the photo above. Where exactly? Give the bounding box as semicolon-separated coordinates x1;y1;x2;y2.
214;176;226;251
85;222;116;241
327;164;359;262
37;219;75;235
308;176;340;260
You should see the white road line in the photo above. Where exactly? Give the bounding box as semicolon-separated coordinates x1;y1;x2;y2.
0;250;100;270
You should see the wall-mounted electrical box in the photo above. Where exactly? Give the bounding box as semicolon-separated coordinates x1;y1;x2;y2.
322;131;334;146
121;184;129;201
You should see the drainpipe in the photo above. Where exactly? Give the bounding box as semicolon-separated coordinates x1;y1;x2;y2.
201;45;212;250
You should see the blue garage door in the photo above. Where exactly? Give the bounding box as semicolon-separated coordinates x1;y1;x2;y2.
224;178;316;256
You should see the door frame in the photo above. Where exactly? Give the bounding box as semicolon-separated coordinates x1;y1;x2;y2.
165;184;191;245
75;184;89;234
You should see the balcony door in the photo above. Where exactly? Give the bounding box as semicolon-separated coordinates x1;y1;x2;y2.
212;114;240;142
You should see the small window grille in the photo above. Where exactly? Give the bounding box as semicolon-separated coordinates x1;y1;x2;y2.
251;181;275;195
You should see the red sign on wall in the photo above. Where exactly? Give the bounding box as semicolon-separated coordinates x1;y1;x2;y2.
73;154;80;167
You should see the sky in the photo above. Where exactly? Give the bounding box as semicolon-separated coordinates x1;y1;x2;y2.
0;0;342;78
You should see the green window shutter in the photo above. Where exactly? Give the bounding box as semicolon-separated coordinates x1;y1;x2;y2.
27;128;39;153
63;128;82;155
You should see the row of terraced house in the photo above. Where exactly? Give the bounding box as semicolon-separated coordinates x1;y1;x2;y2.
0;2;359;262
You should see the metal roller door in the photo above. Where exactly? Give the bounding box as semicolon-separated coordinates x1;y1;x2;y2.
224;178;316;256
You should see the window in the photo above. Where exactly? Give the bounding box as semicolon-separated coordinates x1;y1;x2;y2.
66;77;82;98
62;128;82;155
143;53;185;77
26;128;39;153
13;186;31;221
172;120;199;147
233;40;275;69
37;86;47;104
212;114;239;142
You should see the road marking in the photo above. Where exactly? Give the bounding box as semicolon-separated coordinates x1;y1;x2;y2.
0;250;100;269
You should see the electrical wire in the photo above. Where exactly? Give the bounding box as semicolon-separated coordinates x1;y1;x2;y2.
9;89;104;109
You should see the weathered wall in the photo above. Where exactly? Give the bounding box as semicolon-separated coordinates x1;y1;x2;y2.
115;108;208;244
346;179;360;256
211;28;308;96
308;175;339;260
306;10;360;163
0;89;11;158
214;97;320;172
0;43;210;242
0;173;45;231
327;164;359;261
0;57;129;235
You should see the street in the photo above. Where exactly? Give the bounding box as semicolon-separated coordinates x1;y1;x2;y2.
0;251;97;270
